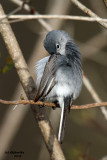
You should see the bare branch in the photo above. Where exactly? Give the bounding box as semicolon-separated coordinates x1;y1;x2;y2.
0;4;65;160
71;0;107;28
83;74;107;120
0;15;107;23
0;6;22;22
0;99;56;107
0;99;107;110
103;0;107;7
10;0;52;31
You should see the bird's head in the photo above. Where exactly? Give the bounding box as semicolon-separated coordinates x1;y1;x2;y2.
44;30;71;56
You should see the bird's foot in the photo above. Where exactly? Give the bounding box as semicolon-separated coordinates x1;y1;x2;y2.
39;98;46;108
52;101;59;110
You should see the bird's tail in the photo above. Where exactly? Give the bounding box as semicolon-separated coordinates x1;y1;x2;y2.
58;105;68;143
58;97;72;143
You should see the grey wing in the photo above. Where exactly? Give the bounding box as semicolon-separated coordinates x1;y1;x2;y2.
34;54;57;101
36;56;50;87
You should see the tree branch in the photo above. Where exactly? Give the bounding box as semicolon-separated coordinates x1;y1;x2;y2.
71;0;107;28
10;0;52;31
0;4;65;160
0;15;107;23
103;0;107;7
0;99;107;110
83;73;107;120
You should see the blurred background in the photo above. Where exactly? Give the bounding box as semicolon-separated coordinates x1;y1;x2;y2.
0;0;107;160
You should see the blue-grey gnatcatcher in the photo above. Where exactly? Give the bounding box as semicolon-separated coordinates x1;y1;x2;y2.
34;30;82;143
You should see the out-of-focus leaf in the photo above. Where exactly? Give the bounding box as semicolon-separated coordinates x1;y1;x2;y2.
20;94;25;100
67;143;97;160
67;144;84;160
1;56;13;74
71;109;96;126
6;56;13;64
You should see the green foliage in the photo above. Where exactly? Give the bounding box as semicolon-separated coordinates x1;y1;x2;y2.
20;94;25;100
67;144;84;160
0;56;13;74
67;143;97;160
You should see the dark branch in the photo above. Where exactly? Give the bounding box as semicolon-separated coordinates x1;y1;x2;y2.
0;99;107;110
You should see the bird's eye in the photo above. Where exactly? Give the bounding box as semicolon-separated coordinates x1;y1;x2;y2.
56;44;60;49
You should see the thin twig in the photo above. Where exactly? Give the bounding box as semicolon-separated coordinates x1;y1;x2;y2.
83;74;107;120
10;0;52;31
0;6;22;23
0;99;107;110
0;15;107;23
71;0;107;28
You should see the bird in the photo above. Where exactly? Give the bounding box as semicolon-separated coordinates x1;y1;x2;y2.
34;30;82;143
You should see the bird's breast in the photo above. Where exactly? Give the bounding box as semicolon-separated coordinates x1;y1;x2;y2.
54;65;82;100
